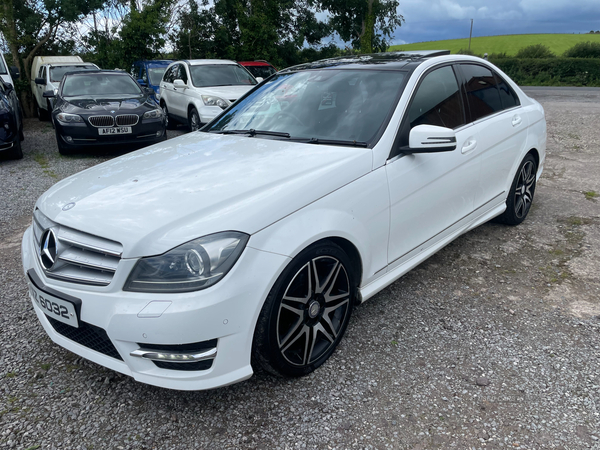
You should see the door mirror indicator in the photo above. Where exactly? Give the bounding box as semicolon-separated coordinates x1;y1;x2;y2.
402;125;457;154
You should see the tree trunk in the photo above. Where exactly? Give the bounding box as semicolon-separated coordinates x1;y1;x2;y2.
359;0;376;54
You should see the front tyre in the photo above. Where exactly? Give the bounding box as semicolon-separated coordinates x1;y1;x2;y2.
161;102;176;130
252;241;356;377
496;153;537;225
188;107;201;132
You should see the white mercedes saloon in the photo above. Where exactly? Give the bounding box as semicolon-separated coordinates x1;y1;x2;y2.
22;51;546;391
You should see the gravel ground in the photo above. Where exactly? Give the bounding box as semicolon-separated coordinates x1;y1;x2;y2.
1;88;599;450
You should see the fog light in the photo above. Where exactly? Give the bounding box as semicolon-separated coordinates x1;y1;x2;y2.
64;136;73;143
156;129;163;137
3;123;9;130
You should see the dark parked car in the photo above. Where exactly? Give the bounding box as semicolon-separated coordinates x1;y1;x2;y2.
238;60;277;79
46;70;167;155
0;78;24;160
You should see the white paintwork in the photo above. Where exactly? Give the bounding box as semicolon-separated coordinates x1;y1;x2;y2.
159;60;257;125
0;53;14;86
22;54;547;390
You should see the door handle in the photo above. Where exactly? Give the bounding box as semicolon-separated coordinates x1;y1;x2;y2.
461;139;477;154
512;115;522;127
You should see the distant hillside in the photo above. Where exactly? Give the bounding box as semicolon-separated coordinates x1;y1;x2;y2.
388;33;600;56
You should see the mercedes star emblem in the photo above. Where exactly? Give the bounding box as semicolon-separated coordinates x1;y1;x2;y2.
40;229;58;270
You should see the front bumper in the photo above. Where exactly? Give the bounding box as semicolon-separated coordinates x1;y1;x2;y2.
0;113;19;153
55;118;166;148
198;105;226;124
21;226;289;390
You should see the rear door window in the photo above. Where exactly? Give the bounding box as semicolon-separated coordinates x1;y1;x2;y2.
460;64;503;122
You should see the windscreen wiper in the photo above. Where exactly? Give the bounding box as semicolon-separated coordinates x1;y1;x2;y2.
290;137;369;148
212;129;291;138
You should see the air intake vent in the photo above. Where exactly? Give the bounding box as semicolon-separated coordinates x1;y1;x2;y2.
88;115;115;127
116;114;139;126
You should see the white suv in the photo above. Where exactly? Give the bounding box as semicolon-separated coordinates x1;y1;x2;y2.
158;60;258;130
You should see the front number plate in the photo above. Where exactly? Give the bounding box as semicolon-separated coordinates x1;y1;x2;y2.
29;283;79;328
98;126;132;135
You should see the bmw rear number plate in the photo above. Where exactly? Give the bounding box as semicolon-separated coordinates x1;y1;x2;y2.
98;126;132;135
28;283;79;328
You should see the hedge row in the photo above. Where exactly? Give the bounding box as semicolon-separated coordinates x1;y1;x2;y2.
490;58;600;87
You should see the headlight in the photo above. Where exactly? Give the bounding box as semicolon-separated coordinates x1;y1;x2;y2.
143;108;163;119
202;95;230;109
123;231;249;293
56;113;83;124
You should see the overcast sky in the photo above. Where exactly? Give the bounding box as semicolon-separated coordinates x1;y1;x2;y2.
392;0;600;44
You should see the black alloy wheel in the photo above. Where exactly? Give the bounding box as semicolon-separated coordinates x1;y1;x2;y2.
253;241;356;377
495;153;537;225
188;107;201;132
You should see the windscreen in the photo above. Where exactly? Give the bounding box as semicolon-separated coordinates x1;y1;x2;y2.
50;65;97;82
244;65;277;79
148;67;167;85
62;73;143;97
206;69;406;145
190;64;257;87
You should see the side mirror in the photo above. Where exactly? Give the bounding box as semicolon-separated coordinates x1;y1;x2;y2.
143;87;154;95
10;66;20;80
43;90;56;98
35;77;46;85
137;78;147;86
405;125;457;153
173;79;186;88
255;77;264;82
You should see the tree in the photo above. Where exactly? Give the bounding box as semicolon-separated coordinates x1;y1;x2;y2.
173;0;332;69
0;0;105;115
318;0;403;53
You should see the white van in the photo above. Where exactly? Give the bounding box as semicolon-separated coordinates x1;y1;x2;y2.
0;53;18;86
30;56;98;119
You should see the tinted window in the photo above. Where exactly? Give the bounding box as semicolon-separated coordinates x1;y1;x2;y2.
175;64;188;84
408;65;465;130
206;69;405;145
190;64;256;87
62;73;142;97
244;65;276;79
163;66;175;83
494;72;520;109
49;65;97;83
461;64;503;122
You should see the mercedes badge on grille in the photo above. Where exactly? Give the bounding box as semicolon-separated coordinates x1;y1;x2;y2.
40;229;58;270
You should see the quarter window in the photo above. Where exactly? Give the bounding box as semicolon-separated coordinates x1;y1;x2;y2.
461;64;503;122
408;65;465;130
494;72;520;110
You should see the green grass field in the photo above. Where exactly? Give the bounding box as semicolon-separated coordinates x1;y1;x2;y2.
388;33;600;56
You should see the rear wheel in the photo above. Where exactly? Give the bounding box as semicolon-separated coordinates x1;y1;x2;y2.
188;107;201;132
252;241;356;377
495;153;537;225
36;102;48;121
